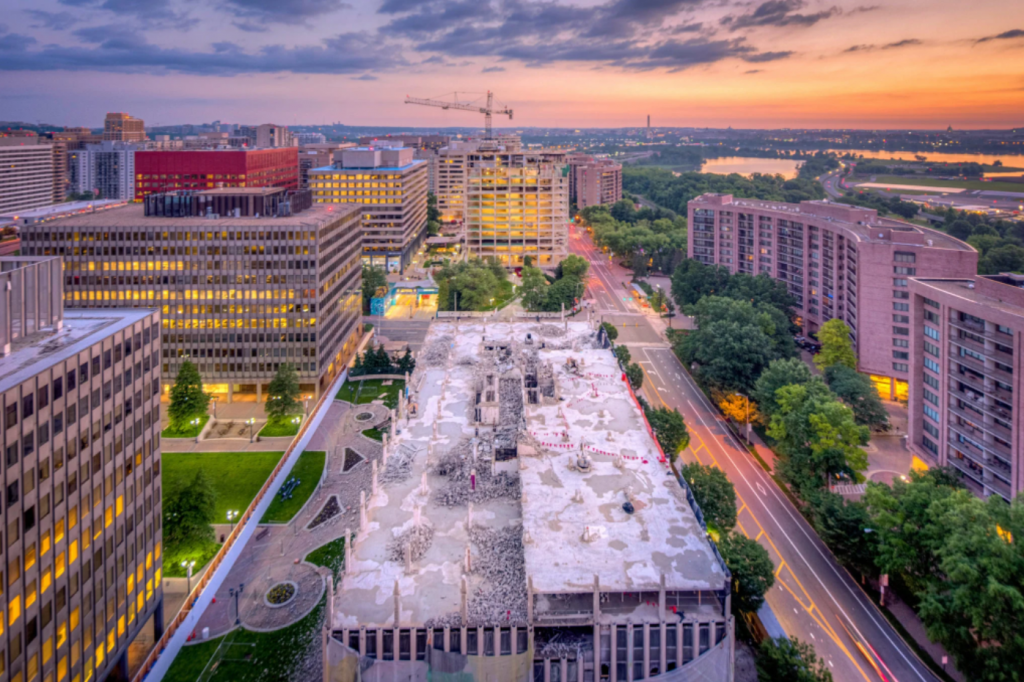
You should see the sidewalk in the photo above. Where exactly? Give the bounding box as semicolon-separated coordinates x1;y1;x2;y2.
886;598;964;682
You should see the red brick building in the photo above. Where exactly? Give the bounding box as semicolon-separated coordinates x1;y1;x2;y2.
134;148;298;200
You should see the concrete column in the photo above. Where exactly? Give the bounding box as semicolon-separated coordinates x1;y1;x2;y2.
443;625;451;652
478;627;485;656
626;623;634;682
593;575;600;621
593;624;601;682
676;621;684;669
527;576;534;623
393;628;400;660
561;659;568;682
712;620;720;647
410;627;417;662
660;623;667;675
376;629;384;660
461;626;468;655
692;621;700;658
642;623;650;680
578;652;585;682
511;626;517;656
493;627;500;659
257;382;263;403
227;383;234;404
153;596;165;640
658;574;666;623
544;659;552;682
610;624;617;682
359;627;367;656
393;580;401;626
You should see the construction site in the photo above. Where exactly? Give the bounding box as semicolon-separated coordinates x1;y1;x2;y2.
325;318;734;682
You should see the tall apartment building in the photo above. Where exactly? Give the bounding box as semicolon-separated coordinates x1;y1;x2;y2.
0;141;56;215
255;124;294;149
0;256;163;682
103;113;146;143
51;129;101;151
687;195;978;399
298;143;356;189
19;189;364;401
134;148;299;200
908;274;1024;502
465;159;570;268
434;141;568;224
568;154;623;209
72;142;141;201
309;146;429;272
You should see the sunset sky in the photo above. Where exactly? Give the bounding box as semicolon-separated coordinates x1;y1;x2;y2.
2;0;1023;129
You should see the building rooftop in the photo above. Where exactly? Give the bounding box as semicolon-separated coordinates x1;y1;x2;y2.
0;309;155;394
690;193;973;252
35;202;360;228
334;320;725;631
0;200;128;225
310;160;425;174
912;276;1024;321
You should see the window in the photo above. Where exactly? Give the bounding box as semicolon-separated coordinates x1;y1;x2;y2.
53;377;63;400
893;278;908;287
924;389;939;406
38;386;49;410
922;436;938;455
893;290;909;299
924;405;940;422
925;357;941;373
893;362;909;372
925;341;940;357
924;326;940;340
893;314;910;323
894;251;917;263
893;302;909;312
924;373;940;389
924;421;939;438
893;326;909;336
924;297;940;309
5;403;17;430
893;338;909;348
894;266;916;276
893;351;909;360
22;394;34;419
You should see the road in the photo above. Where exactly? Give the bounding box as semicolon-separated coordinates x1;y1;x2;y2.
569;223;940;682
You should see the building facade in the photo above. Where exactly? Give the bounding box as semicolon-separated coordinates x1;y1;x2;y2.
0;142;56;215
298;143;356;189
294;132;327;146
568;154;623;209
0;256;163;682
687;194;978;399
908;275;1024;502
255;124;294;149
465;160;569;268
72;142;141;201
103;113;146;143
309;146;429;273
134;148;299;200
19;193;363;401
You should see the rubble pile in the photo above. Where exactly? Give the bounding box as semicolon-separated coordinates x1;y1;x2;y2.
386;524;435;563
535;630;592;660
431;439;521;507
379;444;416;485
467;525;527;626
420;334;453;368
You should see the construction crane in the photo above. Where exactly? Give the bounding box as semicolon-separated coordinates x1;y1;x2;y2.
404;91;513;140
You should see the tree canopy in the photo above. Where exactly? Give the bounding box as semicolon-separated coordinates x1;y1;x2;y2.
824;364;889;430
168;361;210;431
266;363;301;421
436;258;509;311
643;403;690;459
720;532;776;614
756;637;833;682
361;265;388;312
752;358;813;420
680;462;738;531
164;468;217;553
814;319;857;372
580;201;687;276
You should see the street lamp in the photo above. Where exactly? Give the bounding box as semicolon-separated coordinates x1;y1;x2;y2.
228;583;245;626
737;393;752;443
291;416;301;428
227;509;239;527
246;418;256;442
303;394;311;415
190;417;201;444
211;395;220;419
181;560;196;593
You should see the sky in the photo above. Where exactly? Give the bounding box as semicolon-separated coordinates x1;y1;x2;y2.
1;0;1023;130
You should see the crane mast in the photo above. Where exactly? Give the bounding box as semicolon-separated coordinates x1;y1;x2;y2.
404;91;513;139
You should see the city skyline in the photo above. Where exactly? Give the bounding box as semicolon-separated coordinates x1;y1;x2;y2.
1;0;1022;130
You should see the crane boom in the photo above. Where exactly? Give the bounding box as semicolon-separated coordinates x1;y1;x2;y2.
405;91;513;139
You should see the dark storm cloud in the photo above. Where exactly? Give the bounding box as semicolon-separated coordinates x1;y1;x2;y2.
975;29;1024;44
220;0;350;24
24;10;78;30
57;0;192;25
722;0;838;30
0;29;405;75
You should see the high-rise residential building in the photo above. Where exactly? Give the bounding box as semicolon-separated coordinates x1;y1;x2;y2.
298;143;356;189
52;128;101;151
434;141;568;224
133;148;299;200
72;142;142;201
255;124;294;149
687;194;978;399
465;158;570;268
309;145;428;272
20;188;363;401
294;132;327;146
908;274;1024;502
567;154;623;209
0;255;164;682
0;140;56;215
103;113;146;143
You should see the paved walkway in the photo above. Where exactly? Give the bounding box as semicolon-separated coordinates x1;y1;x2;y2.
185;399;391;641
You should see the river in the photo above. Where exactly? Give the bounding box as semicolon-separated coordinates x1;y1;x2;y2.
699;157;802;180
828;149;1024;167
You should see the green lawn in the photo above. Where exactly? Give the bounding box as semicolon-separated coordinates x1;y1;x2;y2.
336;378;404;409
260;451;326;523
257;416;302;438
865;175;1024;193
162;451;285;525
162;595;326;682
161;414;209;439
490;279;518;310
305;537;345;582
361;428;384;442
164;538;220;578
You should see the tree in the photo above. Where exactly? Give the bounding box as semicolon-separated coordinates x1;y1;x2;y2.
981;244;1024;275
717;392;761;429
806;490;877;577
559;254;590;280
624;363;644;391
814;319;857;371
168;361;210;431
396;348;415;375
600;322;619;342
720;532;775;613
164;469;217;553
614;345;631;365
756;637;833;682
426;191;440;223
752;358;813;420
523;254;533;268
947;219;973;241
644;405;689;458
426;220;440;237
362;265;388;312
824;364;889;430
519;267;549;312
680;463;737;531
266;363;301;421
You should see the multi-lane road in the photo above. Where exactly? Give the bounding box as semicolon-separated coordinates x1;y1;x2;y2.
568;223;940;682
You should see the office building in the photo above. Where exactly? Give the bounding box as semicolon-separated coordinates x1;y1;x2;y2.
0;255;163;682
256;124;294;149
294;132;327;146
326;320;733;681
908;274;1024;502
72;142;142;201
464;157;569;268
568;154;623;209
1;201;128;231
103;113;146;143
309;146;428;272
19;189;364;401
51;129;101;152
434;141;568;225
0;141;56;215
133;148;299;200
357;134;451;151
687;194;978;399
298;143;356;189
